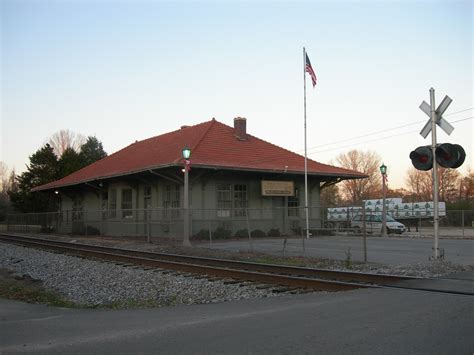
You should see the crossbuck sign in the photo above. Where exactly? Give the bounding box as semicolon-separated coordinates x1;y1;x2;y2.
419;95;454;138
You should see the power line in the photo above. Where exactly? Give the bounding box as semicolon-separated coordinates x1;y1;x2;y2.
305;107;473;151
445;108;473;116
306;120;425;150
450;116;473;123
243;114;473;167
309;116;473;155
288;107;474;154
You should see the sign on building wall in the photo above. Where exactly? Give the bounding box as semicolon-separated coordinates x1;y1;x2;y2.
261;181;294;196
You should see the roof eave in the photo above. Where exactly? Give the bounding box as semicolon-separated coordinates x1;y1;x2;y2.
187;163;367;179
33;162;366;192
31;163;180;192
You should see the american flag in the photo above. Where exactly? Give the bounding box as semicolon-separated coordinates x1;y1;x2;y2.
305;53;317;88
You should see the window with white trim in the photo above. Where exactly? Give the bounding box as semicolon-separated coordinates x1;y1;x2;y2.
216;184;248;217
163;185;180;219
287;188;299;217
217;184;232;217
121;188;133;218
109;189;117;218
101;192;108;220
72;196;83;221
144;186;152;198
233;184;248;217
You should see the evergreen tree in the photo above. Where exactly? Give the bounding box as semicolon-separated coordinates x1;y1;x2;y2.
58;147;83;178
8;135;107;213
79;136;107;167
8;144;58;213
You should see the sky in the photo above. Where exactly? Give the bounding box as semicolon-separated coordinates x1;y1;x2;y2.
1;0;472;189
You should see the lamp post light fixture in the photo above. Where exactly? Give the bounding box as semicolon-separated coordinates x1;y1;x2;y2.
182;146;192;247
182;146;191;160
380;163;387;237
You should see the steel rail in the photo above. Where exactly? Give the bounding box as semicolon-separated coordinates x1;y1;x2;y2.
0;233;413;285
0;234;366;291
2;234;472;296
380;284;474;297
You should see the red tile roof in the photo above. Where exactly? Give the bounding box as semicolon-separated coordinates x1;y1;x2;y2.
33;119;366;191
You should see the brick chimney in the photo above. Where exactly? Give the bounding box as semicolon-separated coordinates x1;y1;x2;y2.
234;117;247;141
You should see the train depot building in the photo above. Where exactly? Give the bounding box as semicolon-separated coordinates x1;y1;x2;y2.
32;118;365;238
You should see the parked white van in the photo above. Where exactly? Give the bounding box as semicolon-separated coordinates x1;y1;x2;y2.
351;214;406;235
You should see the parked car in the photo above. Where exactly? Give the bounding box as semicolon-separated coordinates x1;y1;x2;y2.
351;214;406;235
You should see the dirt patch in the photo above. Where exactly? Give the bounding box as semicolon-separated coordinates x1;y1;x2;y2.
0;268;73;307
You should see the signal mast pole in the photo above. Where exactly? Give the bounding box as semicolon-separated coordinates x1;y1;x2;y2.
429;88;440;260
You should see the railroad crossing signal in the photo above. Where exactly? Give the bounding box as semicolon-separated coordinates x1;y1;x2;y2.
410;143;465;171
411;89;465;171
435;143;465;168
413;88;465;261
409;146;433;171
419;95;454;138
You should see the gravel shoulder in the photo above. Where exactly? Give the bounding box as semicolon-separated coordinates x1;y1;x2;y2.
0;234;472;309
0;243;289;308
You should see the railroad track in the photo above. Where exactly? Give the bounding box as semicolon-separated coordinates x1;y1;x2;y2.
1;233;472;296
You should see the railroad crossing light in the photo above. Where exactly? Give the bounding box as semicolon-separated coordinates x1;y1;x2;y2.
435;143;466;169
409;146;433;171
410;143;466;171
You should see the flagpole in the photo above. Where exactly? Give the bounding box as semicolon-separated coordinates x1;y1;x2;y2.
303;47;310;239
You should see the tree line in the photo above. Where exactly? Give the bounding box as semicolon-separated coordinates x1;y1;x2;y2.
0;130;107;218
1;143;472;221
320;149;473;209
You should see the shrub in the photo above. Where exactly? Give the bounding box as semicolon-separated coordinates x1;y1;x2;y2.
40;226;55;233
234;229;249;238
250;229;266;238
310;228;334;236
213;227;232;239
267;228;281;237
291;226;302;236
85;226;100;235
192;229;210;240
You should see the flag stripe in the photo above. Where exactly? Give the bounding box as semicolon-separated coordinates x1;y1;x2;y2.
305;53;317;88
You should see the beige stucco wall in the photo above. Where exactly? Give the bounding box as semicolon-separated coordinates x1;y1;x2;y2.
56;172;322;237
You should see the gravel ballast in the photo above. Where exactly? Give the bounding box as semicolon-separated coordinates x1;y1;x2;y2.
0;244;283;308
1;240;471;309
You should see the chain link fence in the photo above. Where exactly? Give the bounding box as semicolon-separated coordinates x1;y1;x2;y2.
4;207;474;241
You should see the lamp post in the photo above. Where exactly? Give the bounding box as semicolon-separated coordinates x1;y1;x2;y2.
54;190;61;232
182;146;192;247
380;163;387;237
54;190;60;212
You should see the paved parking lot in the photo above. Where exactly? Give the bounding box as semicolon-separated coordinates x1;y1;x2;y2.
203;235;474;266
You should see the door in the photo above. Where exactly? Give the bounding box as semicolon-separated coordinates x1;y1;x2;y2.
272;197;286;235
144;186;152;236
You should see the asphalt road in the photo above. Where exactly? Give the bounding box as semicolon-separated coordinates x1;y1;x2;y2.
203;236;474;265
1;287;473;354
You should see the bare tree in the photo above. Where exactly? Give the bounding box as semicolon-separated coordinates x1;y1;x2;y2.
320;184;341;207
0;162;14;220
0;161;10;193
405;167;432;201
405;167;461;202
335;150;381;204
458;170;473;201
439;168;461;202
48;129;86;157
